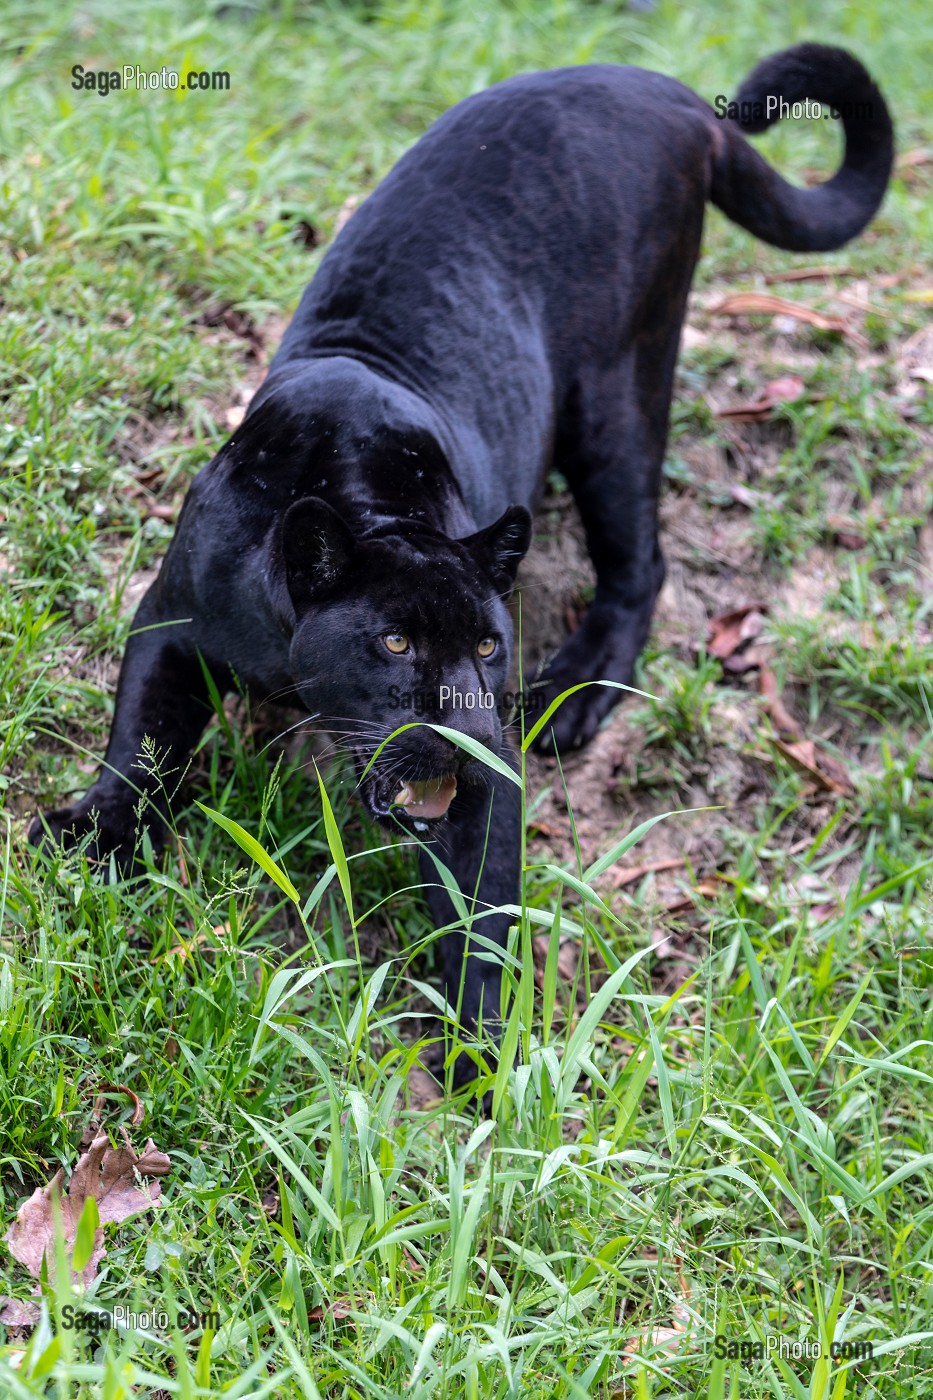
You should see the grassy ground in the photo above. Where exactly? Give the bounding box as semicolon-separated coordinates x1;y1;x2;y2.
2;0;933;1395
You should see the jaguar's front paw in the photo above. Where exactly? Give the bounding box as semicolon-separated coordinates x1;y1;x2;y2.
28;789;164;877
530;602;645;754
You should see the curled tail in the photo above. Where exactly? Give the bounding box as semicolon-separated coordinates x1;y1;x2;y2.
710;43;893;252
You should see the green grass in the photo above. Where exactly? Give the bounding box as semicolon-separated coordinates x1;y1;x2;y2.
2;0;933;1395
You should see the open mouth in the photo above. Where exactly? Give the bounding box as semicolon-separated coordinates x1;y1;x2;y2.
360;767;459;825
389;775;458;820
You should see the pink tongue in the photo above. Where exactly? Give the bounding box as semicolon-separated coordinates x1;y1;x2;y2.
392;776;458;818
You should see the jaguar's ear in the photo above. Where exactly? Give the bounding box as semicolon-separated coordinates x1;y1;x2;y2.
281;497;357;606
461;506;532;594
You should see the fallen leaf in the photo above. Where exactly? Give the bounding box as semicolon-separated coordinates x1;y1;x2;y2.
709;293;867;347
610;857;686;890
763;265;852;284
662;894;700;919
0;1297;41;1329
623;1262;692;1361
131;466;164;488
716;374;806;422
825;514;869;549
90;1084;144;1127
225;405;246;430
623;1325;688;1361
759;667;801;738
896;147;933;172
772;738;856;796
152;926;226;966
308;1298;357;1322
651;925;677;957
4;1130;171;1287
79;1084;145;1150
726;482;779;510
721;641;772;674
707;604;768;662
693;878;726;899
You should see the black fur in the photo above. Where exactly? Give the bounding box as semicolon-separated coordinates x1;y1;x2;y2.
30;45;892;1093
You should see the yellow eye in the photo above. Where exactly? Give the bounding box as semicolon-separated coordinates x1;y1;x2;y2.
477;637;497;658
383;634;410;655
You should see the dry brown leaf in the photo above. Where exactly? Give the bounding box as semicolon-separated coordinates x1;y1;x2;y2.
623;1264;692;1361
707;604;768;662
4;1131;171;1287
759;666;801;739
122;477;178;523
727;482;779;510
763;265;852;284
90;1084;144;1127
772;738;856;796
0;1297;41;1329
663;894;700;919
610;857;686;890
308;1297;358;1322
623;1326;687;1361
143;502;177;522
825;514;869;549
152;925;227;966
78;1084;145;1151
721;641;772;674
651;925;677;958
896;147;933;171
716;374;806;422
709;292;866;347
895;148;933;187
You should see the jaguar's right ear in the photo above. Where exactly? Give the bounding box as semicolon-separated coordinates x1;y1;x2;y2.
281;497;357;606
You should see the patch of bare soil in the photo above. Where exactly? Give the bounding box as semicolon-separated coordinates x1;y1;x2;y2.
514;283;931;926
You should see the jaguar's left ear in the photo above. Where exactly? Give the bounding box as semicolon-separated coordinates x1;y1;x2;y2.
460;506;532;594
